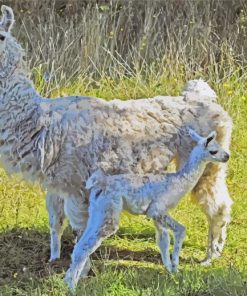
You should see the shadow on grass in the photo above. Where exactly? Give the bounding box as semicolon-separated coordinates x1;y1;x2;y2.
0;228;246;295
0;227;194;287
117;227;206;250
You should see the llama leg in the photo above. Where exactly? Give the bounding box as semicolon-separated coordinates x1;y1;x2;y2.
64;193;122;291
153;219;172;272
64;194;89;235
201;196;231;265
46;193;65;262
164;215;186;272
192;166;233;265
191;114;232;263
64;194;91;277
210;182;231;257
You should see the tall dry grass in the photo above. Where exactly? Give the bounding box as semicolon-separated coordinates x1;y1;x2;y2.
0;0;246;97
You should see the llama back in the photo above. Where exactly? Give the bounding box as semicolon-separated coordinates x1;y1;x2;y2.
41;92;232;194
85;95;232;174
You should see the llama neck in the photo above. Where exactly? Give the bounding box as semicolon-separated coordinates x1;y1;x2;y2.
174;147;208;195
0;38;40;107
0;69;42;137
0;67;36;96
0;68;43;177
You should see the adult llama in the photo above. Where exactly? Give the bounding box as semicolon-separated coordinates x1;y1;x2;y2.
0;5;233;289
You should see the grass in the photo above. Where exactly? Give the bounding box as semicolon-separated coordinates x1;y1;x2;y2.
0;1;247;295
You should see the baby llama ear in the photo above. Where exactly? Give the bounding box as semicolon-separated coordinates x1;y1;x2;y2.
205;131;217;147
1;5;14;32
186;126;203;143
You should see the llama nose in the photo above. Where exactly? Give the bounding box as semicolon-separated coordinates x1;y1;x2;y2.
223;153;230;162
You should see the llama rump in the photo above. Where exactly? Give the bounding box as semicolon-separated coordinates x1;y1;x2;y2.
0;5;233;286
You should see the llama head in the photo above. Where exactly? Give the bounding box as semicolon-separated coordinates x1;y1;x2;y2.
181;79;217;102
186;127;229;163
0;5;23;79
0;6;14;54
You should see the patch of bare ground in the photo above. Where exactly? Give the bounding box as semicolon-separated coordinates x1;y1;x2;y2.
0;228;170;287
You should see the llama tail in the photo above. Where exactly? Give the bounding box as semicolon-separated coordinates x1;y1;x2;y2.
86;169;106;190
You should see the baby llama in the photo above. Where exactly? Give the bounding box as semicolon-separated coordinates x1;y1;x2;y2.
64;127;230;290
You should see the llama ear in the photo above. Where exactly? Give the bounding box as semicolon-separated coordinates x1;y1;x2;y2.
205;131;217;147
1;5;14;32
186;126;203;143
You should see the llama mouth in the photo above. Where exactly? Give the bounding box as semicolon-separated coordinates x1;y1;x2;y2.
222;154;230;162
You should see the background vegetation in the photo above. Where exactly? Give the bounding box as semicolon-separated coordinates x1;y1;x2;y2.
0;0;246;295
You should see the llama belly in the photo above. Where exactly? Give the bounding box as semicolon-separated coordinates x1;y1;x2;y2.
122;191;152;215
158;191;186;210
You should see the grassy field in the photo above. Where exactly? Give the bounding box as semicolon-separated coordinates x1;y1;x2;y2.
0;74;246;296
0;1;247;295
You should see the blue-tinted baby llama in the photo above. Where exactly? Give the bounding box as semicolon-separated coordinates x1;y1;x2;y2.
65;128;229;289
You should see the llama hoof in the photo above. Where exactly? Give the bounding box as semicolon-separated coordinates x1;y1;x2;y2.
200;258;212;266
79;266;91;279
212;249;222;258
79;259;91;278
171;264;178;272
165;264;173;273
49;255;60;262
64;268;76;292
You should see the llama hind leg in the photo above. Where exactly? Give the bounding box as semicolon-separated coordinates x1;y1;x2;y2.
192;166;232;265
46;193;66;262
164;215;186;272
154;215;185;272
153;218;172;272
65;193;122;291
202;197;231;265
64;194;91;277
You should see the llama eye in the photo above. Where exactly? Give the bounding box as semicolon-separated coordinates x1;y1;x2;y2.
209;150;218;155
0;35;5;41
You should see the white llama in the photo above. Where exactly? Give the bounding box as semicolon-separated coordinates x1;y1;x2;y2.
0;5;233;287
64;127;230;289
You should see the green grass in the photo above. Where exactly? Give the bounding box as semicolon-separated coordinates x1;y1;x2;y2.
0;73;247;296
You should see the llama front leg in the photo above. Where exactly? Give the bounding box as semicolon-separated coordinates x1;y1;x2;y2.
65;193;122;291
46;193;65;262
164;215;186;272
154;219;172;272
